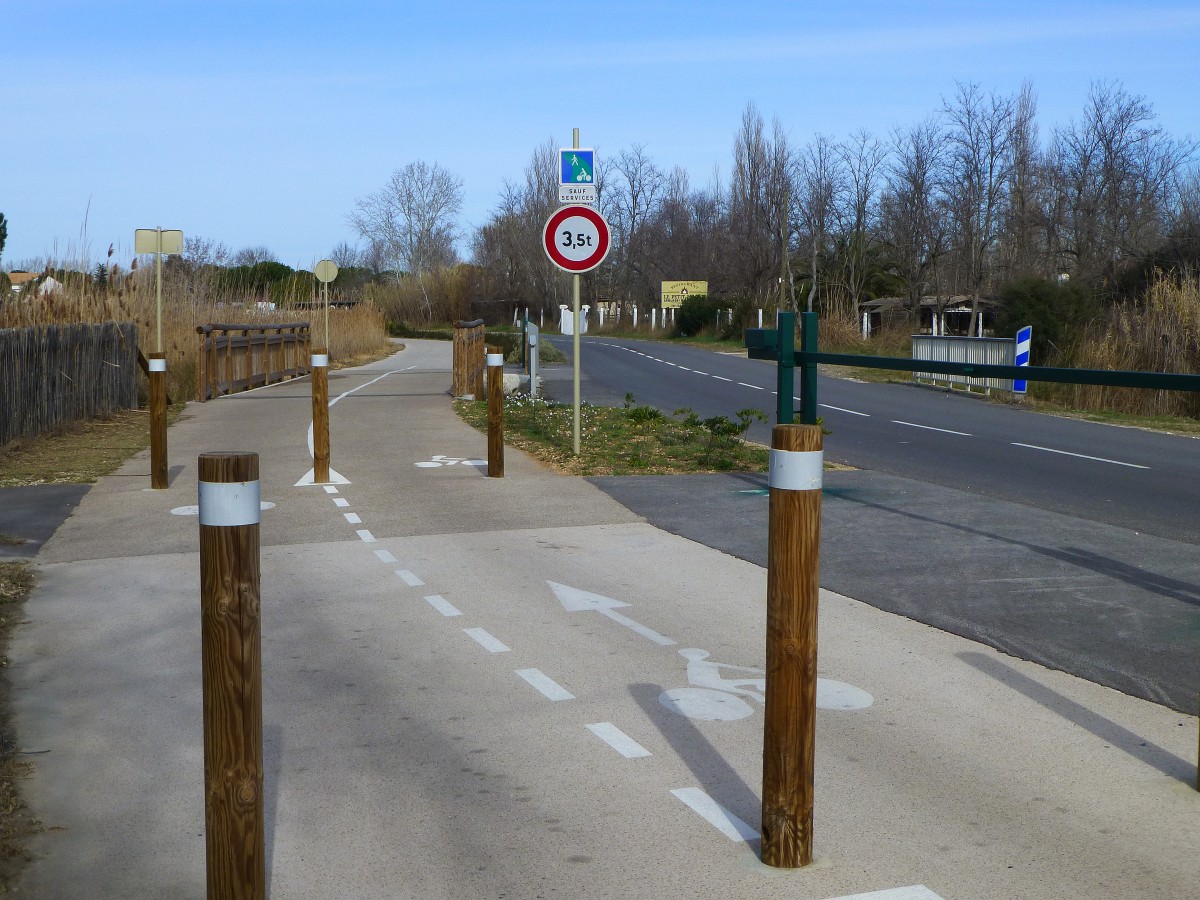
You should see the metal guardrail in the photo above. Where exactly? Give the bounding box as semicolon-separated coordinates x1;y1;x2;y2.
912;335;1016;394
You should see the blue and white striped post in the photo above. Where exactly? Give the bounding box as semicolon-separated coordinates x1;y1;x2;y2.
1013;326;1032;395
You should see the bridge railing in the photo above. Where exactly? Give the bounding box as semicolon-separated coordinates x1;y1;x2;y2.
195;322;311;401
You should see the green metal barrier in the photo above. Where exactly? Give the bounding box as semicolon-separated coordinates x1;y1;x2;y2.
746;315;1200;425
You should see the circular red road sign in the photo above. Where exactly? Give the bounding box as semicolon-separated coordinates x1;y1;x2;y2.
542;205;611;273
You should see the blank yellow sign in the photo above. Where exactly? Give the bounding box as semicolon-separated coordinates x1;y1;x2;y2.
134;228;184;255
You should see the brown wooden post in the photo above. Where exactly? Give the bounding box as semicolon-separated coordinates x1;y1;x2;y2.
148;352;169;489
761;423;823;868
474;327;486;398
487;346;505;478
311;348;330;483
195;328;205;402
206;330;216;401
197;452;265;899
452;325;464;397
223;328;233;397
243;328;252;390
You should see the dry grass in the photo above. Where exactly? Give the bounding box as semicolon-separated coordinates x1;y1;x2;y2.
1063;277;1200;418
0;407;184;487
0;562;40;894
1;263;391;406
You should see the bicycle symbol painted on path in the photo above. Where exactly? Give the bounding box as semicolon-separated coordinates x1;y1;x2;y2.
659;648;874;721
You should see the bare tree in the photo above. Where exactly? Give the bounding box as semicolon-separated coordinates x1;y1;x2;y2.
881;119;950;318
472;140;565;315
606;144;666;308
832;130;888;315
728;104;790;305
942;82;1015;332
231;245;278;266
795;134;841;315
183;236;231;268
329;242;363;269
1047;81;1196;287
349;160;464;284
998;82;1044;280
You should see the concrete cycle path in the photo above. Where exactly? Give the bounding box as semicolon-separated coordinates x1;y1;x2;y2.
10;340;1200;899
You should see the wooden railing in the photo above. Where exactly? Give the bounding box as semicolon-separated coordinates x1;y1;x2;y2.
452;319;486;399
195;322;311;401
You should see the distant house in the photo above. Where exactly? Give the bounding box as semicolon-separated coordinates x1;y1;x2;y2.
8;271;38;294
859;296;998;337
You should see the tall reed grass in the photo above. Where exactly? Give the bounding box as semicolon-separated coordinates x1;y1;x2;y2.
1064;275;1200;418
1;262;391;405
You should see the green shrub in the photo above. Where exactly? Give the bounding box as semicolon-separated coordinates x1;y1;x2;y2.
675;294;720;336
993;277;1103;361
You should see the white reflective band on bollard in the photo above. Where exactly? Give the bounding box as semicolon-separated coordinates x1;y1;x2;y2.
148;358;167;372
486;354;504;367
198;480;261;526
311;354;329;367
769;449;824;491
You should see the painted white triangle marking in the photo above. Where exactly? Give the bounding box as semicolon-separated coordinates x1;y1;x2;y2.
294;467;350;486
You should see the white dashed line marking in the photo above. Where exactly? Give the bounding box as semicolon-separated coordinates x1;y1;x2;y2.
516;668;575;701
737;382;764;390
822;887;946;900
334;497;350;508
820;403;870;417
670;788;758;842
424;595;462;617
464;628;510;653
693;370;709;376
344;512;362;524
323;486;339;494
356;529;376;543
892;420;973;437
395;569;424;586
713;375;733;382
1012;442;1149;469
374;549;397;564
586;722;651;758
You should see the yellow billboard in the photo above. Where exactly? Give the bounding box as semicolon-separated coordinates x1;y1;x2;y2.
661;280;708;309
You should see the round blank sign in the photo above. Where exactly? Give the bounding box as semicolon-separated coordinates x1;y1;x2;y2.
314;259;339;283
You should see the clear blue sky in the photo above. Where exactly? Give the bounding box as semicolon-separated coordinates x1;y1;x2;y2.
4;1;1199;272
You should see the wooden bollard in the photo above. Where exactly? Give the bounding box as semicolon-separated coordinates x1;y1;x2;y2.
198;453;265;899
761;423;823;868
149;352;169;489
487;347;505;478
311;348;330;484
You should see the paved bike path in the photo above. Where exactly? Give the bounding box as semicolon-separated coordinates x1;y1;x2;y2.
10;341;1199;899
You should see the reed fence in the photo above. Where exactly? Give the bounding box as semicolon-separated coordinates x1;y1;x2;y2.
196;322;312;401
0;322;139;446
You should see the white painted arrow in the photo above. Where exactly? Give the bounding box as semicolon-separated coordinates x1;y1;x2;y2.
547;581;676;646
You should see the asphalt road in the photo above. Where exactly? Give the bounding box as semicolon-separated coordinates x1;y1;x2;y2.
543;334;1200;543
541;334;1200;713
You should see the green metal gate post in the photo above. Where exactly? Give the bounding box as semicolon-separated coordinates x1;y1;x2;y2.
799;312;819;425
777;312;795;425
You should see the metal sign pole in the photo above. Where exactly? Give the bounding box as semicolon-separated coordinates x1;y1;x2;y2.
572;126;582;456
155;226;163;354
